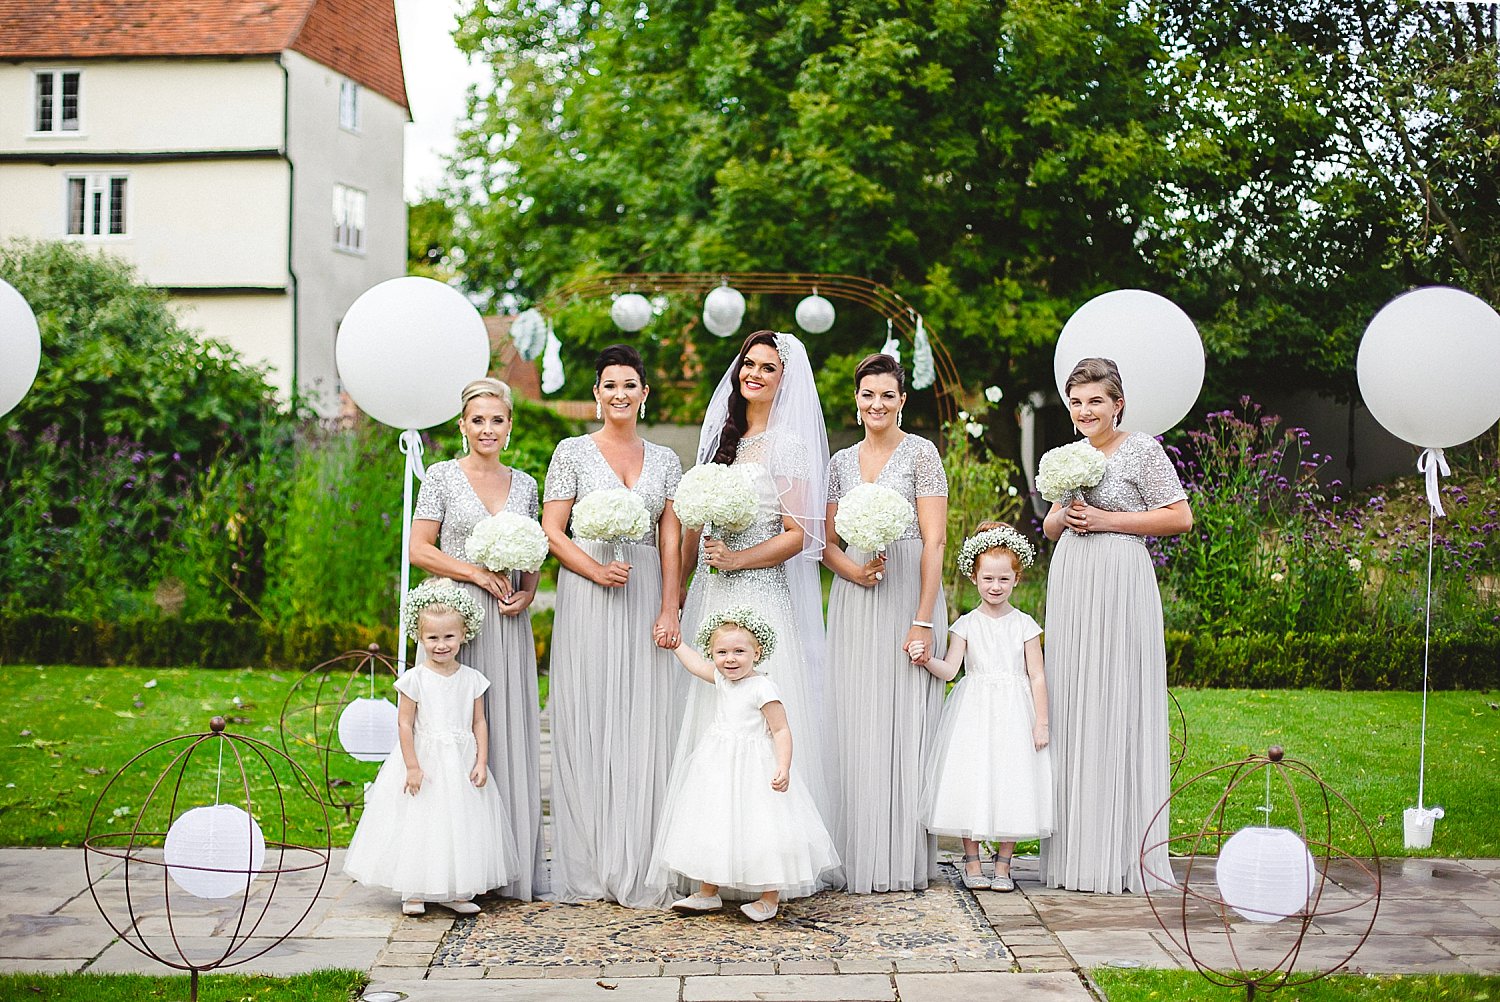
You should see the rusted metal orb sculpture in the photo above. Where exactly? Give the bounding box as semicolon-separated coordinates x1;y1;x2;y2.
83;717;331;1001
1168;688;1188;782
1141;746;1381;999
279;645;401;821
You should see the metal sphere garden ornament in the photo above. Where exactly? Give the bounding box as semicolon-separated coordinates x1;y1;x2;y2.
1141;745;1380;1000
281;645;401;820
84;716;331;1002
703;283;746;338
795;293;835;334
610;292;653;332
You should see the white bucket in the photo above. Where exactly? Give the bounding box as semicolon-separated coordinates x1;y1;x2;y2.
1403;807;1440;849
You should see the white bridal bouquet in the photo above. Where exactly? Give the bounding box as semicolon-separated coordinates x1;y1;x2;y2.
572;487;651;560
673;464;759;536
1036;440;1108;503
835;483;915;553
464;511;550;574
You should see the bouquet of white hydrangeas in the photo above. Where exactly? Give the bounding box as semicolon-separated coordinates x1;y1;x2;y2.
673;464;758;536
572;487;651;561
1036;440;1108;503
835;483;915;553
464;511;550;574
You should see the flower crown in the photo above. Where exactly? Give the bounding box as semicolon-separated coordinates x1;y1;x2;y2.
695;605;778;662
957;525;1036;576
402;578;485;643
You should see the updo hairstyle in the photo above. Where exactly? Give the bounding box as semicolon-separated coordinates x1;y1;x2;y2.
1063;357;1125;423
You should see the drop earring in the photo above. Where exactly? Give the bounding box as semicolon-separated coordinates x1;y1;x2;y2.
897;410;903;428
856;410;863;426
461;431;470;454
639;400;646;420
504;430;512;450
595;400;602;421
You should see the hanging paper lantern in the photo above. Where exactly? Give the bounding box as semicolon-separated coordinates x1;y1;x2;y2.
610;293;653;333
337;696;398;762
164;804;267;899
911;315;935;390
880;333;902;365
511;309;548;362
1215;826;1317;924
703;285;745;338
794;294;835;335
541;328;566;394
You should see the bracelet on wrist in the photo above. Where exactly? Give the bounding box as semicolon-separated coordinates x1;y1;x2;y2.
911;620;933;629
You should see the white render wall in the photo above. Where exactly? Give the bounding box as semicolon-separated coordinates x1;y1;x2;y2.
172;293;297;395
284;50;407;413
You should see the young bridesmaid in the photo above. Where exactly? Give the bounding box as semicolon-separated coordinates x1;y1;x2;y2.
913;523;1053;892
651;607;840;921
343;583;519;915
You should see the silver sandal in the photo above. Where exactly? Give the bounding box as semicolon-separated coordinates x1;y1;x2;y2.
960;853;991;890
989;852;1016;892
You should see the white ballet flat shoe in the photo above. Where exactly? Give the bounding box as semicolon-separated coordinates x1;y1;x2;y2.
740;899;779;922
671;893;723;913
437;899;481;915
401;898;426;916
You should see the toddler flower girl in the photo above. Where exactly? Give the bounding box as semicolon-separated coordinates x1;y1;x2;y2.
651;606;840;920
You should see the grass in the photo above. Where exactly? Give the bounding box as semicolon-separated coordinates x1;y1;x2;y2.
1091;969;1500;1001
0;969;366;1001
0;667;1495;857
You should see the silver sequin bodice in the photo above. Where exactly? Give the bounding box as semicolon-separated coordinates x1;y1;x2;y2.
827;434;947;544
413;460;540;558
543;435;683;546
1067;432;1187;545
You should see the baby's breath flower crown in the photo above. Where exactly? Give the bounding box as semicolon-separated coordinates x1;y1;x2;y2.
695;605;778;662
402;578;485;643
957;525;1036;576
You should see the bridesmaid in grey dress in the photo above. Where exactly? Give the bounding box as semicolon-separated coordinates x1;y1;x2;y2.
410;376;547;900
542;345;685;908
823;353;949;893
1039;357;1193;893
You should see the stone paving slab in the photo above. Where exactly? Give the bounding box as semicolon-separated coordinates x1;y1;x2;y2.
896;971;1093;1001
683;973;895;1001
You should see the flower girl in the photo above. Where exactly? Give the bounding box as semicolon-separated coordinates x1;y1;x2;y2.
344;581;519;915
912;523;1053;892
651;606;840;921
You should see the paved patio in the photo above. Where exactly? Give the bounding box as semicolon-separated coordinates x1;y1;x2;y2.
2;848;1495;1000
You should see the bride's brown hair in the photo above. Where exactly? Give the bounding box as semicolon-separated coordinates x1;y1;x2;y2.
710;330;780;466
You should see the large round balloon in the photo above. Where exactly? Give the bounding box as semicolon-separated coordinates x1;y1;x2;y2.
0;278;41;420
1357;286;1500;449
1053;289;1204;437
336;277;490;430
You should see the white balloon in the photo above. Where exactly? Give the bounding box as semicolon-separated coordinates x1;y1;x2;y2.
795;294;835;334
1357;286;1500;449
336;277;490;429
337;696;398;762
165;804;266;899
703;285;745;339
0;279;41;419
1215;826;1316;924
610;293;653;332
1053;289;1205;437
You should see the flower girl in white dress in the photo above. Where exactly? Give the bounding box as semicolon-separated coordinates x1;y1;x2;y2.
651;607;840;921
912;523;1053;893
344;582;519;915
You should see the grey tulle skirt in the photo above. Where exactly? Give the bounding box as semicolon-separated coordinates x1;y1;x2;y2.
1038;530;1171;894
826;538;946;893
451;581;548;901
548;541;681;908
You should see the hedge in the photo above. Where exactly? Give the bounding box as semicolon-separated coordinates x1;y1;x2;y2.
1165;628;1500;691
0;608;557;673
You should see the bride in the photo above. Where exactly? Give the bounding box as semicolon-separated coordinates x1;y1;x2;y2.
673;330;841;856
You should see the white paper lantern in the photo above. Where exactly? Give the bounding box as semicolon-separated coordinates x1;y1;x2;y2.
511;308;548;361
610;293;653;332
1053;289;1205;437
337;697;399;762
703;285;746;338
795;294;835;334
1357;286;1500;449
0;279;41;420
1215;826;1316;924
335;277;491;430
164;804;267;899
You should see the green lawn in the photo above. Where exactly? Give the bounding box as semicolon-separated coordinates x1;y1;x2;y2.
0;970;366;1002
0;666;1495;857
1092;969;1500;1001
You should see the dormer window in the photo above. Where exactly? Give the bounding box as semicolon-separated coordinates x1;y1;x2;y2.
339;79;361;132
35;70;81;133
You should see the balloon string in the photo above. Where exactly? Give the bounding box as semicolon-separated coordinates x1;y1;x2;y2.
399;429;427;483
1417;447;1448;517
1419;507;1434;810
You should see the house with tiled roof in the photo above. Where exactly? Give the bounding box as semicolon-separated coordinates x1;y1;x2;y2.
0;0;410;410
